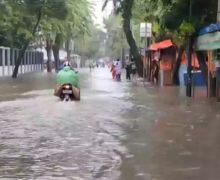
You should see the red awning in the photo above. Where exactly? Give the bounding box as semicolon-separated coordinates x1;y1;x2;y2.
150;39;174;51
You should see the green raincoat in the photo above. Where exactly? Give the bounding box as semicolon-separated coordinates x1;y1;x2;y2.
56;66;80;88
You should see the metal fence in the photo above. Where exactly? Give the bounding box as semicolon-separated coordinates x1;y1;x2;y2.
0;47;44;77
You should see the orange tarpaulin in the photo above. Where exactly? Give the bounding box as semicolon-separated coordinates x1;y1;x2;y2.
160;61;172;71
150;39;174;51
160;59;173;71
181;51;200;68
192;53;200;68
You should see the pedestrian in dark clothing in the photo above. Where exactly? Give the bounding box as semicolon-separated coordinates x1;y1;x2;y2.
125;61;131;80
151;60;159;84
130;61;137;83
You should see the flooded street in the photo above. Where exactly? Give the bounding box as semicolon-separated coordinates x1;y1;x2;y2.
0;68;220;180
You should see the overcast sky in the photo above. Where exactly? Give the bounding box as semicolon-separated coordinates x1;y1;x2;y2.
89;0;113;31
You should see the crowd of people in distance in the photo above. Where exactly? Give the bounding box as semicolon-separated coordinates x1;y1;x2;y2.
110;56;137;82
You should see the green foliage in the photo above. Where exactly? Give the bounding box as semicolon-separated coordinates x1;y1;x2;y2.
0;0;91;49
0;0;66;48
103;15;128;58
130;0;218;46
40;0;92;53
179;21;195;37
158;0;217;33
74;24;106;59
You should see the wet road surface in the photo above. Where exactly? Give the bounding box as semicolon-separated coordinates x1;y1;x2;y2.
119;82;220;180
0;68;220;180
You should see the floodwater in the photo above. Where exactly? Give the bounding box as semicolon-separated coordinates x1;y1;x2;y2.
0;68;220;180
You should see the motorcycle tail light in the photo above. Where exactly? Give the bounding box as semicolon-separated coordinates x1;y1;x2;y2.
64;85;70;89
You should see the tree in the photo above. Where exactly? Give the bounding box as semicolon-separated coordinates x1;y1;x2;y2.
157;0;217;86
41;0;92;71
0;0;36;48
103;15;128;59
74;24;106;59
103;0;143;76
129;0;217;84
0;0;92;75
64;0;91;59
11;0;68;78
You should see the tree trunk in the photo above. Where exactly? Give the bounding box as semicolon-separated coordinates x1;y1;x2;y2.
12;41;30;78
52;44;59;72
52;33;62;72
46;37;53;72
186;36;193;97
12;9;42;78
173;46;184;85
66;39;71;61
122;0;143;77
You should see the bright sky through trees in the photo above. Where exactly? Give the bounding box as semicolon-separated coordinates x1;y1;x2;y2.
89;0;112;31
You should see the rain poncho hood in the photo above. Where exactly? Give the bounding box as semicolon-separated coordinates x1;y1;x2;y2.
56;66;80;88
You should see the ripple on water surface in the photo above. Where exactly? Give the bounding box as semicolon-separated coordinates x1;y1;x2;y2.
0;84;133;180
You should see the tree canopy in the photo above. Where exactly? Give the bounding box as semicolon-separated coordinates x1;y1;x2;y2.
0;0;93;77
103;15;128;58
103;0;218;52
132;0;218;43
0;0;68;48
1;0;218;77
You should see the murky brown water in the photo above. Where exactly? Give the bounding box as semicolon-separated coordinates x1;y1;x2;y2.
0;69;131;180
119;83;220;180
0;68;220;180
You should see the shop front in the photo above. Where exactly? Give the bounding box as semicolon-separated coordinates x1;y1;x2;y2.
196;23;220;100
146;39;176;86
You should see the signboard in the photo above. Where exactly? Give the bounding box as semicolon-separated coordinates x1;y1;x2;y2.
196;31;220;51
140;23;152;38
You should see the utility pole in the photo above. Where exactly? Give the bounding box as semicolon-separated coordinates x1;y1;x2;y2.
216;0;220;100
186;0;192;97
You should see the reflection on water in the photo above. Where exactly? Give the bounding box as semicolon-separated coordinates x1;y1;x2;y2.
0;69;132;179
119;83;220;180
1;68;220;180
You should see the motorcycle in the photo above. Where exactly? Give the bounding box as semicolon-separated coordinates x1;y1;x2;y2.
60;83;74;101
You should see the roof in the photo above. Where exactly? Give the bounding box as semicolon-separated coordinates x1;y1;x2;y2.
198;23;220;36
149;39;174;51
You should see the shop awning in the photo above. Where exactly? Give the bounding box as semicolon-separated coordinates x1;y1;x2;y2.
196;23;220;51
198;23;220;36
150;39;174;51
196;31;220;51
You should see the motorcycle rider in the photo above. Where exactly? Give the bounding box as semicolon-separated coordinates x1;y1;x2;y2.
54;61;80;100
